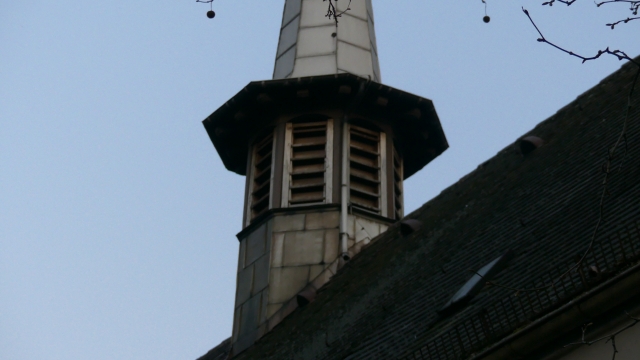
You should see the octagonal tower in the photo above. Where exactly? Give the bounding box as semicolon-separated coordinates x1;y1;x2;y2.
202;1;448;356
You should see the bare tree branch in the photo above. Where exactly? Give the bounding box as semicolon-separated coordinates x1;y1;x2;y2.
606;16;640;28
565;313;640;359
523;8;637;64
324;0;352;26
469;8;639;299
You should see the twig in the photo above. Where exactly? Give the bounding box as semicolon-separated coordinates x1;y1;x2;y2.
324;0;352;26
543;0;640;30
522;10;640;287
523;8;637;64
606;16;640;28
565;313;640;359
468;10;639;296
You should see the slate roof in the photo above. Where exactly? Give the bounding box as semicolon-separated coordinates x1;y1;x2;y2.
201;57;640;360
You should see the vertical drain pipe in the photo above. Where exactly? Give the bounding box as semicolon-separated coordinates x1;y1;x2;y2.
340;120;350;261
340;81;367;261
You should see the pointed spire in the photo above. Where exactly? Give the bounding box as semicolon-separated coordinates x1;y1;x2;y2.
273;0;381;82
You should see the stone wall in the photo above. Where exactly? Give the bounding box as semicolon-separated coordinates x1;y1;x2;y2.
267;211;340;317
231;208;392;355
232;221;272;352
347;214;390;257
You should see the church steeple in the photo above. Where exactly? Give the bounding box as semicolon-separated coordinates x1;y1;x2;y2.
273;0;381;82
201;1;447;356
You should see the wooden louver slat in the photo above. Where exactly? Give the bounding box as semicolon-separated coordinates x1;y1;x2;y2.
250;132;274;220
349;126;381;213
393;145;403;219
289;122;327;206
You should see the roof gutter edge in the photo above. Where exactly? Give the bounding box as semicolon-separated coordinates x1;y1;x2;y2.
474;260;640;359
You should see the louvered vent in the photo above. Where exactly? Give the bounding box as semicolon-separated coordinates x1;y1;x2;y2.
349;125;381;213
250;132;274;220
393;145;404;219
288;122;327;206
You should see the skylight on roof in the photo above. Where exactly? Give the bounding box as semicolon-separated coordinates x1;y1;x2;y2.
439;250;514;314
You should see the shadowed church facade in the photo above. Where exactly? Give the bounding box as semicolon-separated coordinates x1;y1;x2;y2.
198;1;640;359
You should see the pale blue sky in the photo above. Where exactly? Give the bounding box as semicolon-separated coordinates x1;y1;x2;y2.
1;1;638;359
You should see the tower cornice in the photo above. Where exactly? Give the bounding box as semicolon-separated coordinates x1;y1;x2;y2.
202;74;448;179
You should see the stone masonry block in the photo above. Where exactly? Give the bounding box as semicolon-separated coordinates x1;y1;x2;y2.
245;223;267;266
232;303;242;342
239;292;262;337
355;217;381;244
272;214;305;232
266;303;281;320
328;259;339;275
271;232;285;268
353;241;364;255
347;215;356;240
309;264;325;282
236;263;254;306
253;254;270;296
337;15;371;51
237;239;246;272
259;289;269;325
234;323;258;356
268;266;310;304
265;218;273;253
305;211;340;230
337;0;367;18
311;268;333;290
300;0;334;27
324;228;340;264
283;230;324;266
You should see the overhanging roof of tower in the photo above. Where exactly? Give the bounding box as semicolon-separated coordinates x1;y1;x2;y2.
202;73;448;179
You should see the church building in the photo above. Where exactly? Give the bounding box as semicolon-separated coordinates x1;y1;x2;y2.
198;1;640;359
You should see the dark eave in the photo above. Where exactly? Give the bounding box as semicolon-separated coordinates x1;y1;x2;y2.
202;73;448;179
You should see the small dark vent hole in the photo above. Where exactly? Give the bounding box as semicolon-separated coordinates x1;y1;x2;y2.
519;136;544;155
400;219;422;236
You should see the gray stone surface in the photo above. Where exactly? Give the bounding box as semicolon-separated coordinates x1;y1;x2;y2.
236;263;254;306
237;239;246;272
268;266;310;304
337;0;367;18
259;289;269;325
310;267;333;290
239;292;262;337
245;223;266;266
347;215;356;240
274;0;380;81
297;26;334;58
271;232;285;267
273;46;296;79
324;228;340;264
234;325;257;355
232;302;241;341
277;16;300;57
305;211;340;230
266;303;281;319
309;264;325;281
272;214;305;232
281;0;301;26
283;230;324;266
252;255;270;296
355;216;380;244
300;0;334;27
